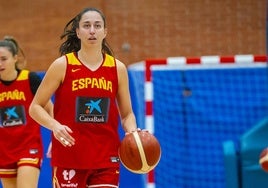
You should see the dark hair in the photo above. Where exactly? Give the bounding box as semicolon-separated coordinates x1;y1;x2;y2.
0;36;26;69
59;7;113;56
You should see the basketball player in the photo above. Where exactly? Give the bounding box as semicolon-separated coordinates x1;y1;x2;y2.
29;7;138;188
0;36;53;188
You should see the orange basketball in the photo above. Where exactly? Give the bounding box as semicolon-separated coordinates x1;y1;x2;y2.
259;147;268;172
118;130;161;174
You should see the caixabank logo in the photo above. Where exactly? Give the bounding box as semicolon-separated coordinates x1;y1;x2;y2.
0;105;26;127
76;97;110;123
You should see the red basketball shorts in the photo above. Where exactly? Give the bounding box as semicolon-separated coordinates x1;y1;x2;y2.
0;158;42;178
53;167;120;188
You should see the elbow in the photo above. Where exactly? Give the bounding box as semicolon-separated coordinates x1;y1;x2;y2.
28;102;35;119
29;100;40;119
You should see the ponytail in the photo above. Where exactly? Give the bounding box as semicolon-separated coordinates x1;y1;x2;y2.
0;36;26;70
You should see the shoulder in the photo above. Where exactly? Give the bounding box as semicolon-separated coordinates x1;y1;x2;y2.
115;59;128;81
47;56;67;73
52;55;67;66
104;54;127;75
17;69;39;82
45;55;67;82
115;59;127;72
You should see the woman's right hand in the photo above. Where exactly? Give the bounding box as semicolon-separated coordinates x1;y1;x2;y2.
52;124;75;147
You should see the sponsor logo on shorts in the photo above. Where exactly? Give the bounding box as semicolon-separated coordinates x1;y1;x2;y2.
29;149;39;154
61;169;78;187
110;157;120;163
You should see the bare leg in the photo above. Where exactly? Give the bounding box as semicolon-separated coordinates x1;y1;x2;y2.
0;178;16;188
17;166;40;188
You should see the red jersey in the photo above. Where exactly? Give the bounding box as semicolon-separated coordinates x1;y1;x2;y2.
0;70;43;166
52;52;120;169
